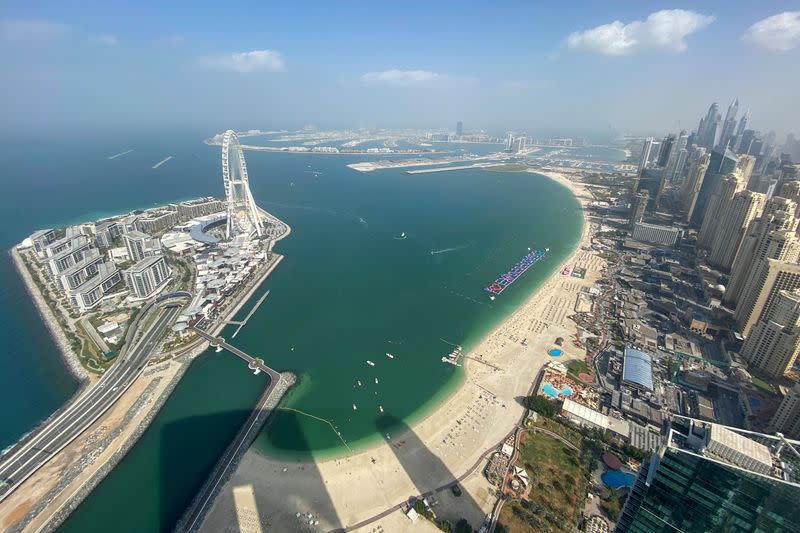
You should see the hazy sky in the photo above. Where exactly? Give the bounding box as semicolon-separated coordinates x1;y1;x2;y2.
1;1;799;137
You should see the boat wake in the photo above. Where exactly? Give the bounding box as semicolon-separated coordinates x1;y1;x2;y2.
430;243;472;255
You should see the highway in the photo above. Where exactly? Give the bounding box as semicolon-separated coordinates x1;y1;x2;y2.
0;305;179;502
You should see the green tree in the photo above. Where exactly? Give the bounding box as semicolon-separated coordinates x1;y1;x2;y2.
454;518;473;533
523;395;557;417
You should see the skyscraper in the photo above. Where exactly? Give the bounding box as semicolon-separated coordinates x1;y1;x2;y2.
616;417;800;533
698;102;721;150
725;197;799;306
735;258;800;336
506;133;514;151
770;383;800;439
736;154;757;189
656;133;676;168
698;174;745;250
638;138;655;175
690;148;739;227
707;190;764;271
719;98;739;149
629;191;648;229
682;151;710;222
741;289;800;379
456;121;463;137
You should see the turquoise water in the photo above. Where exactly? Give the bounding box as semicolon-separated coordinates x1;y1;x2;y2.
0;132;583;532
602;469;636;489
542;384;573;398
549;348;563;356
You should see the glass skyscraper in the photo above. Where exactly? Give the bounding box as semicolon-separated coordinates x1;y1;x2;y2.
616;447;800;533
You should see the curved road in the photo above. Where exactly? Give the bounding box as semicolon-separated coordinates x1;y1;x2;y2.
0;305;179;503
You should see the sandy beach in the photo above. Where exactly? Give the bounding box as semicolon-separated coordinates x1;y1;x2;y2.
197;169;605;533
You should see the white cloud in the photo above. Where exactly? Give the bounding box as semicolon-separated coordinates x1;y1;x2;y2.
567;9;714;55
0;18;68;43
744;12;800;51
90;34;119;46
360;69;448;87
198;50;284;73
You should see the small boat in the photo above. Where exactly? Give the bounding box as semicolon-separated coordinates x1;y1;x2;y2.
386;433;391;440
375;377;379;384
379;406;384;413
367;360;375;367
386;353;394;359
215;346;223;353
489;296;496;301
353;404;357;411
357;380;362;387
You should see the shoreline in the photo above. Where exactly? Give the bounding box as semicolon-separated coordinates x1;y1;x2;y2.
196;168;601;532
9;248;89;384
254;167;586;462
1;210;294;532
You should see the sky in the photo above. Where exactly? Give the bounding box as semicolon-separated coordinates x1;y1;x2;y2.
1;1;799;138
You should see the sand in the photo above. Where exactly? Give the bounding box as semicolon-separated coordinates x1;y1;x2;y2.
197;170;606;533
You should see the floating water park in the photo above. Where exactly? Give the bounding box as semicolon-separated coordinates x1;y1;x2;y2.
484;248;548;296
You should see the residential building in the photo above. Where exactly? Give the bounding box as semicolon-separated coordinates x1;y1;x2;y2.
631;222;682;247
68;261;122;313
741;289;800;378
725;197;798;305
456;121;463;137
123;231;161;262
770;383;800;439
682;151;710;221
29;229;55;255
638;138;655;175
698;174;745;250
125;255;172;299
735;259;800;336
707;190;765;271
629;191;648;229
690;148;739;227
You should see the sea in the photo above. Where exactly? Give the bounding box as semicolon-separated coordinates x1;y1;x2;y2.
0;132;595;531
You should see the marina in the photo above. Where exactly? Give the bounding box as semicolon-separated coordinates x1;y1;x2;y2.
485;248;548;296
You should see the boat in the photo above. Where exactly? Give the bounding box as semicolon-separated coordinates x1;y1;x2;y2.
215;346;223;353
367;360;375;367
386;352;394;359
353;404;357;411
357;380;362;387
386;433;391;440
379;406;384;413
489;296;496;301
375;377;379;384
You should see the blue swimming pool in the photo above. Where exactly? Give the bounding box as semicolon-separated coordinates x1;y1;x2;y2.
542;384;573;398
548;348;563;357
602;469;636;489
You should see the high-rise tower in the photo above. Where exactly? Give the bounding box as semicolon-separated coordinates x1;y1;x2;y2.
741;289;800;378
708;190;765;271
221;130;264;239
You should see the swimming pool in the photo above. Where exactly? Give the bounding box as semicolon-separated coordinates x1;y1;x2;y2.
542;383;573;398
548;348;563;357
602;469;636;489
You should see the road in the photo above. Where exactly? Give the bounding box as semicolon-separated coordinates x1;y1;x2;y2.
0;305;179;502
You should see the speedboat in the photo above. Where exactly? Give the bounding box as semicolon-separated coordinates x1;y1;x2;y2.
357;380;362;387
367;360;375;367
375;377;379;384
353;404;357;411
386;353;394;359
379;406;384;413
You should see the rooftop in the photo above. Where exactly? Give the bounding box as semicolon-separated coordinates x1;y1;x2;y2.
623;347;654;391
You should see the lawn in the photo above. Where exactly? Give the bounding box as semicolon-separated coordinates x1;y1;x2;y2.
750;376;775;394
497;430;588;533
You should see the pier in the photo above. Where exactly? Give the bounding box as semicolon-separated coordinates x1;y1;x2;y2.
191;327;280;381
227;289;269;338
175;371;296;533
177;327;295;533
